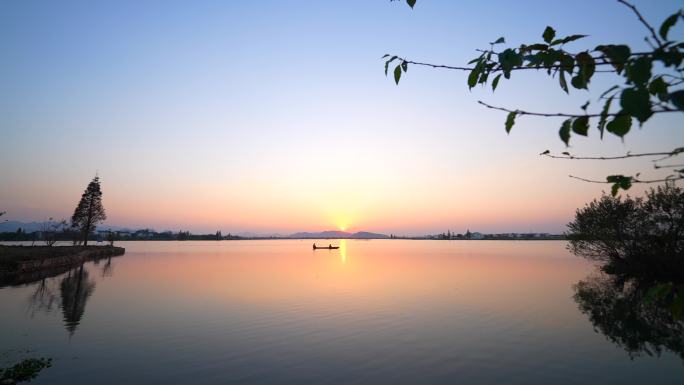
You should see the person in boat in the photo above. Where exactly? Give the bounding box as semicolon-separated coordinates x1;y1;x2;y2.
328;244;332;249
313;243;316;249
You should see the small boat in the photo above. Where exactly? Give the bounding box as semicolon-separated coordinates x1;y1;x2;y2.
313;245;339;250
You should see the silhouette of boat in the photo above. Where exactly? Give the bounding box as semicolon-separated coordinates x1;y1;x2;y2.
313;246;339;250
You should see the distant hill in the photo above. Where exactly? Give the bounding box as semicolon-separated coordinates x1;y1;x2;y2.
289;231;389;239
0;220;133;233
0;221;46;233
235;232;286;238
0;221;389;239
351;231;389;239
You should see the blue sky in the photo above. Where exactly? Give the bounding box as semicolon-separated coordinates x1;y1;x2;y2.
0;0;682;234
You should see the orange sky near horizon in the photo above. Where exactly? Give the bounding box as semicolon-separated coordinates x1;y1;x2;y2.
1;1;681;235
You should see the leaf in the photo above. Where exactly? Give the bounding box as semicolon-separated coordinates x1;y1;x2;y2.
401;61;408;72
526;44;549;51
655;47;684;67
492;74;502;91
606;175;632;196
559;53;574;73
620;87;652;123
551;34;588;46
542;26;556;44
498;49;523;78
595;45;631;73
525;52;544;68
571;75;585;90
599;85;620;99
468;67;480;89
606;113;632;137
597;96;614;139
574;52;595;88
505;111;516;134
610;182;620;196
572;116;589;136
406;0;416;8
385;56;398;76
559;70;568;93
492;37;505;44
648;77;668;101
670;90;684;110
659;11;681;40
478;71;488;84
542;49;561;70
394;65;402;85
626;57;652;86
559;119;572;146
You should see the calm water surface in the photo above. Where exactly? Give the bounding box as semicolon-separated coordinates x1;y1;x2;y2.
0;240;682;384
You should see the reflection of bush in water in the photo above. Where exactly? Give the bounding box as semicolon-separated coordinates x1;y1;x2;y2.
574;272;684;361
568;183;684;360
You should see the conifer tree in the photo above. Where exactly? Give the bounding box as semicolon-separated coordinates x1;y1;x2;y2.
71;176;106;246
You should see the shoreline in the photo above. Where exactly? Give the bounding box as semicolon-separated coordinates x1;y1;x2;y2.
0;245;125;277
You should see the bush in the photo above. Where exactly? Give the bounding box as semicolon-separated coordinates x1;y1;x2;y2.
567;183;684;280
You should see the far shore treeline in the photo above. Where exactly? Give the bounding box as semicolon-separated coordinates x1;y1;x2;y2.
0;177;566;244
0;228;566;243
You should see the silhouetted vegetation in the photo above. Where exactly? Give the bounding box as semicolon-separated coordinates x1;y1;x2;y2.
567;183;683;281
388;0;683;194
106;230;116;246
0;229;246;242
0;245;124;277
71;176;106;246
568;183;684;361
425;230;563;240
574;272;684;361
40;218;68;247
0;357;52;384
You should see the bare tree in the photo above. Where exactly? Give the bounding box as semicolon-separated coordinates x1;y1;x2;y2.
41;218;67;247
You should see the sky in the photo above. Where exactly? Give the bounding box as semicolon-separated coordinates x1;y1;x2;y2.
0;0;682;235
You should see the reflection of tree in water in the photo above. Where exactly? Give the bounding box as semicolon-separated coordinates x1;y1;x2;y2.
101;257;113;278
21;255;119;335
59;264;96;335
27;278;59;316
574;272;684;361
568;184;684;361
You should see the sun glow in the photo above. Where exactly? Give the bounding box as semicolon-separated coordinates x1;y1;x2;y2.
340;240;347;263
339;226;346;231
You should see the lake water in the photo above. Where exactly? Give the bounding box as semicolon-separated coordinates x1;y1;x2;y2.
1;240;682;384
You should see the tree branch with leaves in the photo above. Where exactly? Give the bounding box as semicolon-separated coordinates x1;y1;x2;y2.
385;0;683;195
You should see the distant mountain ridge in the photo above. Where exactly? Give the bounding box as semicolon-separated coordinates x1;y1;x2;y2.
0;221;389;239
0;220;133;233
288;231;389;239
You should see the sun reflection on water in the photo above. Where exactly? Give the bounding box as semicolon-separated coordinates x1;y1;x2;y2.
340;239;347;263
